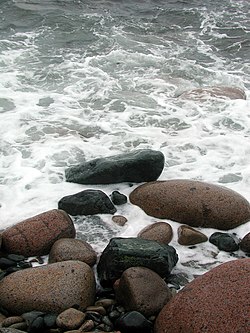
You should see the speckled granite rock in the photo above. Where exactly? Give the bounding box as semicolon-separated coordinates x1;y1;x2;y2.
65;149;164;184
130;180;250;230
0;261;95;315
154;258;250;333
240;232;250;253
49;238;97;267
1;209;75;256
56;308;86;330
137;222;173;244
114;267;172;317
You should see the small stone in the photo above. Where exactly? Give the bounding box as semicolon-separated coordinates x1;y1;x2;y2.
0;258;16;269
85;311;102;324
177;225;208;245
43;313;57;328
0;313;7;324
138;222;173;244
78;319;95;332
6;255;26;263
102;316;113;328
108;310;121;321
29;316;45;332
85;306;106;316
115;311;152;333
112;216;128;226
209;232;240;252
22;311;44;327
240;232;250;253
95;299;116;309
9;322;27;331
56;308;86;330
1;317;24;327
111;191;127;205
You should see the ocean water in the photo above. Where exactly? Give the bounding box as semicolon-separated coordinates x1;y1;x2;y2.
0;0;250;280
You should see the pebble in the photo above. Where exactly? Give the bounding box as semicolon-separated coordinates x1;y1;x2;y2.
1;316;24;327
56;308;86;330
209;232;240;252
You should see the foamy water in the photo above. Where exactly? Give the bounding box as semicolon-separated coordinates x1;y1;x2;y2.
0;0;250;279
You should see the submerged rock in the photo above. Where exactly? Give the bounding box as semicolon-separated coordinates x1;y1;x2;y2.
58;189;117;216
1;209;75;256
154;258;250;333
129;180;250;230
179;86;246;100
65;149;164;184
0;261;96;315
97;237;178;287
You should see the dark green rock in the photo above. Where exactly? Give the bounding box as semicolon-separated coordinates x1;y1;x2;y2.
65;149;164;184
58;189;117;216
111;191;127;205
115;311;152;333
209;232;239;252
97;237;178;287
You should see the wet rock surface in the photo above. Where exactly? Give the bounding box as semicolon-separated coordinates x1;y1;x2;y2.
65;149;165;184
209;232;240;252
178;225;208;245
137;222;173;244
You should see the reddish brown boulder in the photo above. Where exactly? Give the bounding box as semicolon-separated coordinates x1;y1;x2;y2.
115;267;172;317
1;209;75;256
56;308;86;330
179;86;246;100
177;225;208;245
0;260;95;315
154;258;250;333
240;232;250;253
49;238;97;267
129;180;250;230
137;222;173;244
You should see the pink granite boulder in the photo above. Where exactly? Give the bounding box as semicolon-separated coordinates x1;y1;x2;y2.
137;222;173;244
129;180;250;230
1;209;75;256
49;238;97;267
115;267;172;317
0;260;95;315
154;258;250;333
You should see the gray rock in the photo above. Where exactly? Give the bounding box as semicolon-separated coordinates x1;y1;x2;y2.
111;191;127;205
97;237;178;287
0;261;96;315
65;149;164;184
209;232;239;252
58;189;117;216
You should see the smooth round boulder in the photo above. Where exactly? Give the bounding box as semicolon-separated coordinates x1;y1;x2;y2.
154;258;250;333
49;238;97;267
240;232;250;253
115;267;172;317
129;180;250;230
0;260;95;315
137;222;173;244
178;225;208;246
1;209;75;256
179;86;246;100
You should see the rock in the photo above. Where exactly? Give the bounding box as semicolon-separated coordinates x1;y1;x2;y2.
137;222;173;244
112;215;128;226
240;232;250;253
209;232;239;252
0;233;2;249
129;180;250;230
1;317;24;328
0;329;27;333
0;261;95;315
1;209;75;256
65;149;164;184
79;319;95;331
179;86;246;100
111;191;127;205
97;237;178;288
58;189;117;216
49;238;97;267
95;298;116;309
154;258;250;333
56;308;86;330
178;225;208;245
115;311;152;333
114;267;172;317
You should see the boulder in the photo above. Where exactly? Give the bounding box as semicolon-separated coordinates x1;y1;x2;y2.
97;237;178;287
48;238;97;267
1;209;75;256
65;149;164;184
240;232;250;253
179;86;246;100
58;189;116;216
154;258;250;333
114;267;172;317
177;225;208;246
129;180;250;230
209;232;239;252
0;261;95;315
137;222;173;244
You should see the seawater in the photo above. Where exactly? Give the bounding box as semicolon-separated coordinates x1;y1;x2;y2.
0;0;250;279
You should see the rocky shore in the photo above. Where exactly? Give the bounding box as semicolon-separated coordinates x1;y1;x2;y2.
0;149;250;333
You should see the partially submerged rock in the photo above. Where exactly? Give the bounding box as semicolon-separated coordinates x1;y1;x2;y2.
58;189;117;216
1;210;75;257
178;225;208;246
65;149;164;184
179;86;246;100
137;222;173;245
130;180;250;230
97;237;178;287
0;261;96;315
